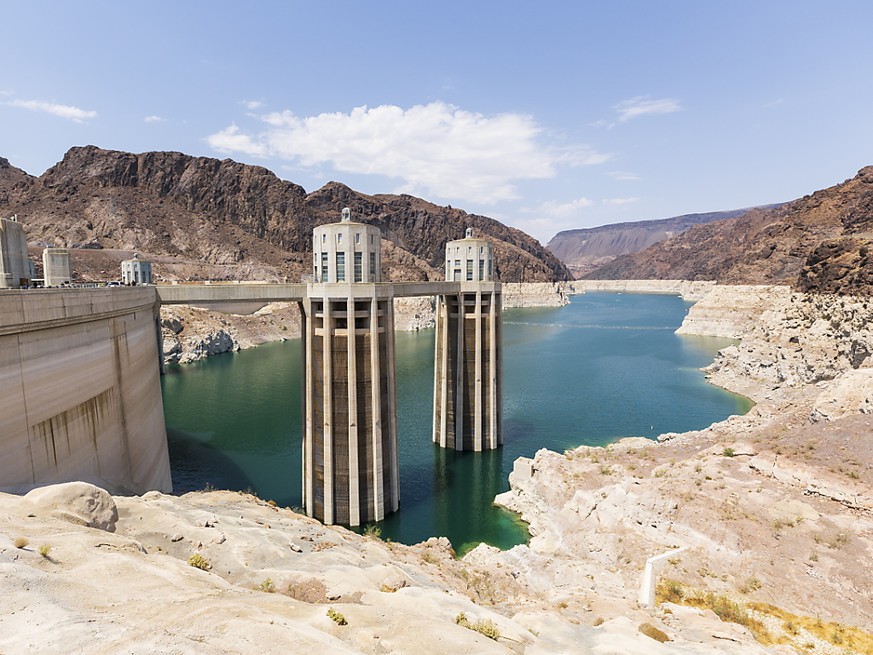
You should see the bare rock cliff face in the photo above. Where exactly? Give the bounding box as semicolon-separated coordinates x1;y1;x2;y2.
704;290;873;393
1;146;570;284
548;209;754;278
585;167;873;295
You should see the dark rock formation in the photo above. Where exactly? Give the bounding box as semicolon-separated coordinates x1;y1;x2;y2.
0;146;571;283
584;167;873;295
547;209;758;278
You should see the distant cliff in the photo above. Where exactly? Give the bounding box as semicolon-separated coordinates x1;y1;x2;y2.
584;167;873;295
547;209;754;277
0;146;571;283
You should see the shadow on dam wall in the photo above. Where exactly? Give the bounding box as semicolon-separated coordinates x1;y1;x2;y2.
167;426;260;496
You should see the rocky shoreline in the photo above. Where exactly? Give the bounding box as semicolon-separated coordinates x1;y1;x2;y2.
4;284;872;653
479;285;873;651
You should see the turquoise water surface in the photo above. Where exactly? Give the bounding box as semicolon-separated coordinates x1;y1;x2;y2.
162;293;750;551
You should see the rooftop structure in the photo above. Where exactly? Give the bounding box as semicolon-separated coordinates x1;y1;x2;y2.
121;253;153;285
312;207;382;283
0;215;33;288
42;248;71;287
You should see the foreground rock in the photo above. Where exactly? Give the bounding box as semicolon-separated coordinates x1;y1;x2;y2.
1;484;770;654
481;285;873;653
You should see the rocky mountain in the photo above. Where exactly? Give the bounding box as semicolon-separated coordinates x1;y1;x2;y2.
547;209;756;278
583;167;873;294
0;146;571;283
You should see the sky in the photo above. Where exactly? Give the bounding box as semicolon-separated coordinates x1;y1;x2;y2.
2;1;873;244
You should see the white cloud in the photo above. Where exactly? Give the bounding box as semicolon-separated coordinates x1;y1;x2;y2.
602;197;639;206
525;197;595;217
608;171;640;181
207;124;269;157
207;102;609;204
8;98;96;122
243;99;264;110
144;115;163;123
614;96;681;122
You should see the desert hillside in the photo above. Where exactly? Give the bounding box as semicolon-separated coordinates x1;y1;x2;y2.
547;209;757;278
0;147;571;284
584;167;873;295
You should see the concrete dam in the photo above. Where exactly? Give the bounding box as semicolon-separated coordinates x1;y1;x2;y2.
0;286;172;495
1;211;503;527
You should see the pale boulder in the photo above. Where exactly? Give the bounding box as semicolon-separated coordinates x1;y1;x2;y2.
24;481;118;532
811;368;873;420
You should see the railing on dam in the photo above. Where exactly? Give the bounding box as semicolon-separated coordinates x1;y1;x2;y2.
0;286;159;335
155;282;490;305
155;280;497;308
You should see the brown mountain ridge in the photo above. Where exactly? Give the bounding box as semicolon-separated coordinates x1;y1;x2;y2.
0;146;571;283
584;166;873;295
546;208;764;278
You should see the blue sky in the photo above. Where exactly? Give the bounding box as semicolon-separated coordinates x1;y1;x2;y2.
2;1;872;243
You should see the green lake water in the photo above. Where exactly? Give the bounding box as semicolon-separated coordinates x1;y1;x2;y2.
161;292;751;552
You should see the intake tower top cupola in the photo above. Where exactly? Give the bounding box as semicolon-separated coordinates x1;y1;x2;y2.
444;227;494;283
312;207;382;283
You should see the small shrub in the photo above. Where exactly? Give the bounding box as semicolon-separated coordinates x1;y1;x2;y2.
311;541;336;552
722;447;736;458
639;622;670;643
363;523;382;539
707;593;751;625
592;616;605;627
13;536;28;549
421;549;441;565
455;612;500;641
257;577;276;593
188;553;211;570
327;608;347;626
657;579;685;604
38;544;52;558
740;577;762;594
827;532;849;549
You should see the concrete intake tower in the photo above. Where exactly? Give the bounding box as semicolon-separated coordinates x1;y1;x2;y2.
433;228;502;451
301;208;399;526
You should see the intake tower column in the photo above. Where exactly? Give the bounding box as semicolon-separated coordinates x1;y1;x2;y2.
301;208;399;526
433;229;502;451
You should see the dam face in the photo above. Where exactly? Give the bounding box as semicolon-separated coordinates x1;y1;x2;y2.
0;287;172;494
